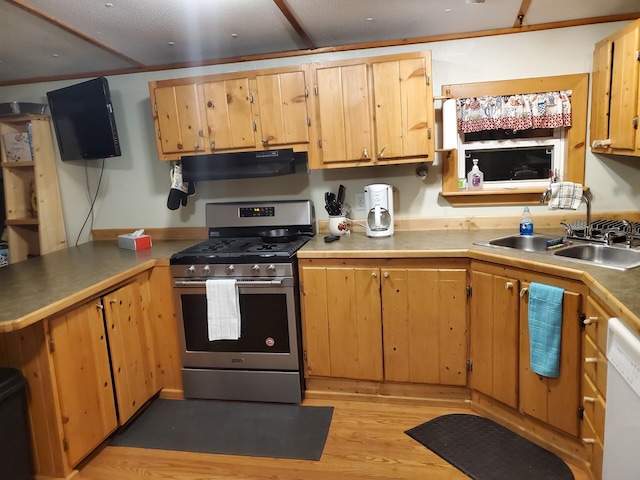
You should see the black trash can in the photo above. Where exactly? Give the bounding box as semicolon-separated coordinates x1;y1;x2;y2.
0;367;32;480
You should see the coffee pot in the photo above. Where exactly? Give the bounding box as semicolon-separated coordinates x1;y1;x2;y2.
364;184;394;237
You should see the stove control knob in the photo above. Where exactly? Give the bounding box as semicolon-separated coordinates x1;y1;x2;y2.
226;265;235;273
267;264;276;273
187;265;196;275
251;265;260;272
202;265;211;275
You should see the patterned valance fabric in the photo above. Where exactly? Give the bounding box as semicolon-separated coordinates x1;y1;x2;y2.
457;90;572;133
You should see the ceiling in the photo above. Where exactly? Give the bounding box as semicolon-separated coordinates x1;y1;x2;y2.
1;0;639;86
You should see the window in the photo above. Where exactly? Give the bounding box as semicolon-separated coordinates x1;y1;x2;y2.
458;127;566;189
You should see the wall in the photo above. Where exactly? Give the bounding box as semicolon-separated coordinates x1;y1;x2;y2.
1;22;639;244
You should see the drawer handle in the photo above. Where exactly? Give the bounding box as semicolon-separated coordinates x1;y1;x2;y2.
519;287;528;297
583;396;596;404
585;357;598;364
584;316;599;325
505;281;513;290
582;438;595;444
383;272;389;278
371;272;377;278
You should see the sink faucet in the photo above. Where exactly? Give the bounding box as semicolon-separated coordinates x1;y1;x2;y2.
622;220;636;248
540;187;592;238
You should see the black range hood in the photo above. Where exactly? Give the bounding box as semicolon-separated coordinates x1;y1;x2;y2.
181;149;308;182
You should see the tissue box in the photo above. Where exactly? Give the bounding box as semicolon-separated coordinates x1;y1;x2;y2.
117;233;152;250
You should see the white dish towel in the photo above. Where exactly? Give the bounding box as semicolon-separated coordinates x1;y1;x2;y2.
548;181;583;210
206;279;241;341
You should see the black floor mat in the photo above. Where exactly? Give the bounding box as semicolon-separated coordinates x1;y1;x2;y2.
405;414;574;480
111;398;333;461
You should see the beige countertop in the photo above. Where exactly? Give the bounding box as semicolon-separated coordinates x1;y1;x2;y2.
1;230;638;333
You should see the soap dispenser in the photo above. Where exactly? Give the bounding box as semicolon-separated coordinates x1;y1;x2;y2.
467;158;484;190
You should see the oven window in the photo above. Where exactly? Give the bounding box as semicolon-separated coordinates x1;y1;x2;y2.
181;293;291;353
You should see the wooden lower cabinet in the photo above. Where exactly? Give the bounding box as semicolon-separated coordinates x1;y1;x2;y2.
0;269;164;478
469;261;586;438
299;259;468;386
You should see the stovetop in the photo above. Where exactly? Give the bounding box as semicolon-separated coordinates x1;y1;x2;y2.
170;236;313;265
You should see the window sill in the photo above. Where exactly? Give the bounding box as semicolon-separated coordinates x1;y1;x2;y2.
439;188;548;207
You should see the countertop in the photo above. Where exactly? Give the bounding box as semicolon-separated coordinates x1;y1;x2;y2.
1;230;639;333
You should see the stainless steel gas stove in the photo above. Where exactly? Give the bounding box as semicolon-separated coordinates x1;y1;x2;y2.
170;200;315;404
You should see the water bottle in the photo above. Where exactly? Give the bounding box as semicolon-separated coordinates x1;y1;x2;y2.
520;207;534;236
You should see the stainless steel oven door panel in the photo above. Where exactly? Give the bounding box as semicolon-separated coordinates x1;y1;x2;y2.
174;278;300;371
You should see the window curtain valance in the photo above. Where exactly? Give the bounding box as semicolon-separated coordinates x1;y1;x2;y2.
457;90;572;133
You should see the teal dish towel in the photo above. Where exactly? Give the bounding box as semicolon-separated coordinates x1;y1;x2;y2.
528;282;565;378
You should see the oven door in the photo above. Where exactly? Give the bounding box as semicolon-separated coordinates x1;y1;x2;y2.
173;277;301;371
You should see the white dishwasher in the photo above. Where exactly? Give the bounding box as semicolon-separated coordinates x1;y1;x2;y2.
602;318;640;480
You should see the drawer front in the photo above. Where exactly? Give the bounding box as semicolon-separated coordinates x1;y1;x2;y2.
585;296;610;352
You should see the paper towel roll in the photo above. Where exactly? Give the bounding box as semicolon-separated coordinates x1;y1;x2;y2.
442;99;457;150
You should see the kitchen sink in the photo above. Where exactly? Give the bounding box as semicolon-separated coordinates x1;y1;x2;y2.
552;244;640;271
475;234;564;253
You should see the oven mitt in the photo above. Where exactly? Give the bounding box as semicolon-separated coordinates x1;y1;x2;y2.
167;163;195;210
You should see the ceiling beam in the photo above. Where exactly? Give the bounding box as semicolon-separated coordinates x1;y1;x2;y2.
273;0;316;50
7;0;147;67
514;0;533;27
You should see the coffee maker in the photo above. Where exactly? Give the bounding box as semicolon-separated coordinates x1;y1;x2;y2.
364;184;394;237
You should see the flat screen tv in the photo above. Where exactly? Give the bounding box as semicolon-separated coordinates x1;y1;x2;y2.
46;77;121;161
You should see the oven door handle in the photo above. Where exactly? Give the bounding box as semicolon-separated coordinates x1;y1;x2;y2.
174;279;285;287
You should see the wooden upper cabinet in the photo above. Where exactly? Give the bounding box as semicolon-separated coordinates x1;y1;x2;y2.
152;84;208;159
203;78;255;150
372;55;433;162
255;71;310;146
590;19;640;156
311;51;434;169
314;62;374;166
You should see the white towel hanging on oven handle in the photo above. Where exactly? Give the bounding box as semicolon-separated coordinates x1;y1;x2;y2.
206;279;241;341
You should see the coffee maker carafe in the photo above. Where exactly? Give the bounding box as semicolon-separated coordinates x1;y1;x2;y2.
364;184;394;237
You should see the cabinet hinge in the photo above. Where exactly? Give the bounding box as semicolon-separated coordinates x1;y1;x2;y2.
48;338;55;353
157;129;161;140
299;281;304;294
466;285;472;297
249;92;254;104
633;116;639;130
428;127;432;140
304;86;309;97
466;360;473;372
636;50;640;61
318;138;323;148
307;116;311;127
426;73;431;86
578;406;584;421
303;350;307;362
579;313;586;330
153;103;158;113
314;85;318;96
62;437;69;452
252;121;257;132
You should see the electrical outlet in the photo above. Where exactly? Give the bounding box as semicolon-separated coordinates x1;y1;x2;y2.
355;193;365;210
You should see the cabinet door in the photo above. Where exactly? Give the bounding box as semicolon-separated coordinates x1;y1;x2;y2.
103;281;158;424
609;26;640;151
255;71;309;146
519;283;582;437
48;301;118;467
154;84;207;155
382;268;467;385
203;78;256;150
315;63;374;165
372;55;433;160
469;270;520;408
300;265;383;380
590;40;612;147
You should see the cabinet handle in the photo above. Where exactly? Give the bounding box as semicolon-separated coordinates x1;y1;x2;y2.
583;396;596;404
109;299;117;304
585;357;598;364
505;281;513;290
383;272;389;278
363;148;369;159
210;139;215;149
582;438;595;445
194;143;200;149
519;287;528;297
378;145;388;158
371;272;377;278
262;138;268;144
583;316;598;325
96;303;104;310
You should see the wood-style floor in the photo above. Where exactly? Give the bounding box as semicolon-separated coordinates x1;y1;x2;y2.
78;398;590;480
